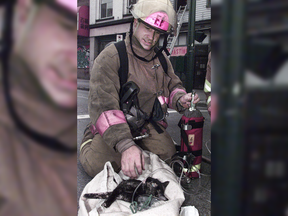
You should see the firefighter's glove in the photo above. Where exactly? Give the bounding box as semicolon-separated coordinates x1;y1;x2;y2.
179;93;200;109
117;139;145;179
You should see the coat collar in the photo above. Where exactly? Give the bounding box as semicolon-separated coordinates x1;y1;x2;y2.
125;33;157;62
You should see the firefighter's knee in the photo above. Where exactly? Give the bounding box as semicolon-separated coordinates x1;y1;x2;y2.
79;144;102;177
79;135;122;177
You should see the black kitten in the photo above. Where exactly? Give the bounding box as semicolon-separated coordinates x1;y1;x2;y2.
84;177;169;208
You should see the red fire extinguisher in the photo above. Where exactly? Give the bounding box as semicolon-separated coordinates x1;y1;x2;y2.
178;91;204;178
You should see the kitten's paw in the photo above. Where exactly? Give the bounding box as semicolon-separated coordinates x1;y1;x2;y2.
102;202;108;208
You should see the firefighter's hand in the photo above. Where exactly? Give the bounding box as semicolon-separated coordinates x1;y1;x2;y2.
179;93;200;109
121;146;145;179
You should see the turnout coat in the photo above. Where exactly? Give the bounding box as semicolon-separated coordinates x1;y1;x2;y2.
88;35;187;154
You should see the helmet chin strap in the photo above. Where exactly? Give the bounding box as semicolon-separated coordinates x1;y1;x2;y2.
129;21;170;63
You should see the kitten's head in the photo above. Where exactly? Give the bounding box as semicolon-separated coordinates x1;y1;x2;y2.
145;177;169;201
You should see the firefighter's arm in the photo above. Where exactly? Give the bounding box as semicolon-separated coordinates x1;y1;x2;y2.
163;55;187;110
204;52;211;115
89;46;145;179
164;56;200;110
88;46;133;151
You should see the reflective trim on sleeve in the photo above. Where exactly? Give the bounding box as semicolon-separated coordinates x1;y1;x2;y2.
204;79;211;93
158;96;169;105
183;163;201;173
80;139;93;152
96;110;127;136
169;88;187;108
207;95;211;105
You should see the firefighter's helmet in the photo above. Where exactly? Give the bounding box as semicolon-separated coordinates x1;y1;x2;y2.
130;0;176;34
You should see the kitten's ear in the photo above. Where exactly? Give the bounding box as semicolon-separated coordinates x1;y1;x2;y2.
163;181;169;188
146;177;152;182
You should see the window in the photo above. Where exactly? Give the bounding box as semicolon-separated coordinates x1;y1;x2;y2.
100;0;113;18
206;0;211;8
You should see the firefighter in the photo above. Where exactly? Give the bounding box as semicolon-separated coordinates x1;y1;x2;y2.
204;51;217;123
204;52;211;116
80;0;200;179
0;0;77;215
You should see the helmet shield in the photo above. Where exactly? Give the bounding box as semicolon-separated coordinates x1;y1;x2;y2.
130;0;176;33
55;0;77;13
34;0;77;14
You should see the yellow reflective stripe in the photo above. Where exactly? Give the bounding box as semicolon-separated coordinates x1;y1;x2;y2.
182;164;201;173
80;139;93;152
207;96;211;105
191;164;201;172
204;79;211;92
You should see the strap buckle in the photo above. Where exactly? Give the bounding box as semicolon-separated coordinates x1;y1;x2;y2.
182;124;193;131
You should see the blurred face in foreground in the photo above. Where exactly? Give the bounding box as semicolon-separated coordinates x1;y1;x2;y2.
14;2;77;109
133;19;161;51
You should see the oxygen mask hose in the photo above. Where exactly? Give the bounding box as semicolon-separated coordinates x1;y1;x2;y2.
183;91;203;118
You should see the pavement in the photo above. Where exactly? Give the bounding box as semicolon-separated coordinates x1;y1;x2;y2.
77;79;90;91
77;79;211;215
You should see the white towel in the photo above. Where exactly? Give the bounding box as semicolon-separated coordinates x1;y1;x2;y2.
78;151;186;216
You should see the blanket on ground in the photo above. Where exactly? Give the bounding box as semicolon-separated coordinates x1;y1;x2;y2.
78;151;186;216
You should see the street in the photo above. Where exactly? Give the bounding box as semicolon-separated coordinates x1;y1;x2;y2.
77;85;211;215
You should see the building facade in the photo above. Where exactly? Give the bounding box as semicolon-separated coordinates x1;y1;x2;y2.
88;0;211;87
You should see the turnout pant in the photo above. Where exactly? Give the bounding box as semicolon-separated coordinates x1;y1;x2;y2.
79;122;176;177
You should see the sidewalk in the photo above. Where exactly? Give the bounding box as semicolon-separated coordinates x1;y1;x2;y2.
77;79;90;91
77;79;208;106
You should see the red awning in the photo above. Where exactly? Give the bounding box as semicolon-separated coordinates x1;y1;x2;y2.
168;46;187;57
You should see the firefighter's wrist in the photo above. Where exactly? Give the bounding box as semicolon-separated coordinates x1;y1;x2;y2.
177;99;184;108
176;99;186;113
116;138;136;154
